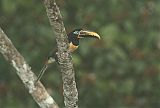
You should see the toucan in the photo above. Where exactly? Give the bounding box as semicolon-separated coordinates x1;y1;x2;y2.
36;28;100;82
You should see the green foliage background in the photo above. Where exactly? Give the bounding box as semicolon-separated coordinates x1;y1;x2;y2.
0;0;160;108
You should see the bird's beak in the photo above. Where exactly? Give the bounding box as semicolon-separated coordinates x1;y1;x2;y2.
78;30;100;39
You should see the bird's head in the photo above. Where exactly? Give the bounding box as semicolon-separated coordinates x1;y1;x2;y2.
68;28;100;46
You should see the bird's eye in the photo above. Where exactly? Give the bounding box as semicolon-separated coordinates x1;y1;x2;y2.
73;31;79;35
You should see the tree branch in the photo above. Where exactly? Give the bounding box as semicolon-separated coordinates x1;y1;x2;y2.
0;27;59;108
43;0;78;108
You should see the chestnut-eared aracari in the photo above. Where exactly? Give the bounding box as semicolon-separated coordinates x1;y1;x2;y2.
36;28;100;82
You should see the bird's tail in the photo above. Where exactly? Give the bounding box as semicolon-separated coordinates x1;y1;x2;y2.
36;58;55;82
36;64;48;82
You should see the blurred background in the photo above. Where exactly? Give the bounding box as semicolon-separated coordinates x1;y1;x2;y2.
0;0;160;108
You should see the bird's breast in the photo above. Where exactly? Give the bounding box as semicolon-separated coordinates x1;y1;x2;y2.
69;42;78;52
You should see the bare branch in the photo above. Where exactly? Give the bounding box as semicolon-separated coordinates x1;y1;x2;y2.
0;27;59;108
43;0;78;108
